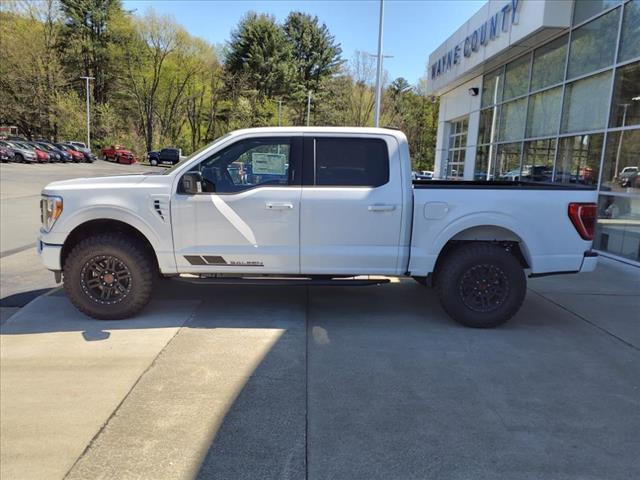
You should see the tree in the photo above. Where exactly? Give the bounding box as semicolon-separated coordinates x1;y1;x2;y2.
0;1;69;138
389;77;412;96
283;11;342;123
59;0;125;105
0;4;439;164
225;12;293;99
122;10;181;152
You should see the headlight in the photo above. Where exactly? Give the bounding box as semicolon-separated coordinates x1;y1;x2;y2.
40;195;63;232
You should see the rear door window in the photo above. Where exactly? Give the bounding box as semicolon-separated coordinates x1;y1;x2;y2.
314;137;389;187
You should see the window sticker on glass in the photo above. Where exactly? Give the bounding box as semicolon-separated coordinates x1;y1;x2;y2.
252;152;287;175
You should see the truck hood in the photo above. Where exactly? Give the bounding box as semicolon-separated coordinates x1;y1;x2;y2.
43;174;155;193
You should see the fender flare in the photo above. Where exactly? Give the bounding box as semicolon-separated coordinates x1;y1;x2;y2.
430;212;537;270
59;206;164;254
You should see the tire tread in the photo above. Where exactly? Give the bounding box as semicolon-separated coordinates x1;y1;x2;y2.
63;233;154;320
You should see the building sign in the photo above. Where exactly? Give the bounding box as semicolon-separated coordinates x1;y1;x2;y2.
430;0;521;80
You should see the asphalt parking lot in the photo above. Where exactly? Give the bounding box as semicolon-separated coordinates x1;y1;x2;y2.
1;161;639;480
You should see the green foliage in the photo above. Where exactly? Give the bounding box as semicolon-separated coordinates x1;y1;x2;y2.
0;3;438;168
283;11;343;123
225;12;293;99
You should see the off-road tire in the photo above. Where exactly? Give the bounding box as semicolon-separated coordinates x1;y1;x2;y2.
435;243;526;328
63;234;155;320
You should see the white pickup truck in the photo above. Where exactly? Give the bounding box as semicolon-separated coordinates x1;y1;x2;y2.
38;127;598;328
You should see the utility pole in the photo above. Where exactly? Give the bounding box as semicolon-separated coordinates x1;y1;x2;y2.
278;100;283;127
80;76;94;149
374;0;385;127
306;91;312;127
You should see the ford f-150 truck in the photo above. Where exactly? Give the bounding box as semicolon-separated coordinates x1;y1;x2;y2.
38;127;598;327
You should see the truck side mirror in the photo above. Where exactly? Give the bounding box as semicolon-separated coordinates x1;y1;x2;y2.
181;171;202;195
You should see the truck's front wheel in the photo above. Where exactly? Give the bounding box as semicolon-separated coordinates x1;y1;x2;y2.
435;243;526;328
63;234;155;320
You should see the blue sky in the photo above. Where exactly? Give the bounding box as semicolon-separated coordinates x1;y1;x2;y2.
123;0;484;86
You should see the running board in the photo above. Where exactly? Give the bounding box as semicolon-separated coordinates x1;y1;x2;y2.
171;276;390;287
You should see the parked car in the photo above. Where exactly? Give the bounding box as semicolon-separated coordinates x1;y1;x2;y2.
39;127;598;328
14;141;48;163
101;145;137;164
520;165;552;183
415;170;434;180
37;142;73;163
64;142;96;162
29;141;61;162
618;166;639;188
67;141;87;149
0;140;37;163
54;143;85;162
147;147;181;166
0;144;15;162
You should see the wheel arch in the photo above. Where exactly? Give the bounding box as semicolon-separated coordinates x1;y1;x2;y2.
432;224;532;281
60;219;159;271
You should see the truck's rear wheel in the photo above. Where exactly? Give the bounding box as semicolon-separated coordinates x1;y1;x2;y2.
63;234;155;320
435;243;526;328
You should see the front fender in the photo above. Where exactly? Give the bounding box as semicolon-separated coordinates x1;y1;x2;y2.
43;205;177;274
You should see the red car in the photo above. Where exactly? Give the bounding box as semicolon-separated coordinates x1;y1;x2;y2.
101;145;137;164
16;141;49;163
54;143;84;162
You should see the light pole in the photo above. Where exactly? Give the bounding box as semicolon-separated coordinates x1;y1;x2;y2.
306;91;312;127
80;76;94;149
373;0;385;127
277;100;283;127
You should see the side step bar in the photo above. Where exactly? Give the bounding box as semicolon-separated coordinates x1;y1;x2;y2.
171;276;391;287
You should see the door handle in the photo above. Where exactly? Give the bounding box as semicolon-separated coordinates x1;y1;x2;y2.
266;202;294;210
368;204;396;212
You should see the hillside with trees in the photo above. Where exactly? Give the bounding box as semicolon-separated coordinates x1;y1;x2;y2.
0;0;438;170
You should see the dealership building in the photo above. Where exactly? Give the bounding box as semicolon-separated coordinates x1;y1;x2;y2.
426;0;639;264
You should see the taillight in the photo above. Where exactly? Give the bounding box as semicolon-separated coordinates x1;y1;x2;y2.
568;202;597;241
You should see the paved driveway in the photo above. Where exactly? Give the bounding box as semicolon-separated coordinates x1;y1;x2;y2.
1;259;638;480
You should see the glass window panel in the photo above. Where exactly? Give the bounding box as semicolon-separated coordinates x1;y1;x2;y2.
609;61;640;127
593;194;640;262
620;0;640;62
531;35;568;91
555;133;603;185
503;54;531;101
315;137;389;187
522;139;556;182
573;0;622;25
561;71;612;133
494;142;522;180
568;8;620;79
481;68;504;107
526;86;563;138
600;128;640;194
478;107;499;145
475;145;491;180
498;97;527;141
196;138;292;193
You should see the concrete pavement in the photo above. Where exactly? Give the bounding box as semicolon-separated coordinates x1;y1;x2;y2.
0;293;198;480
1;258;638;479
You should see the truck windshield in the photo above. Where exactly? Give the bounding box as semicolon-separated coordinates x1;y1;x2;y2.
162;133;233;175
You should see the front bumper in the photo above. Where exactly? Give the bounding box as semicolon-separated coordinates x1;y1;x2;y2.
37;239;62;271
579;251;598;273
